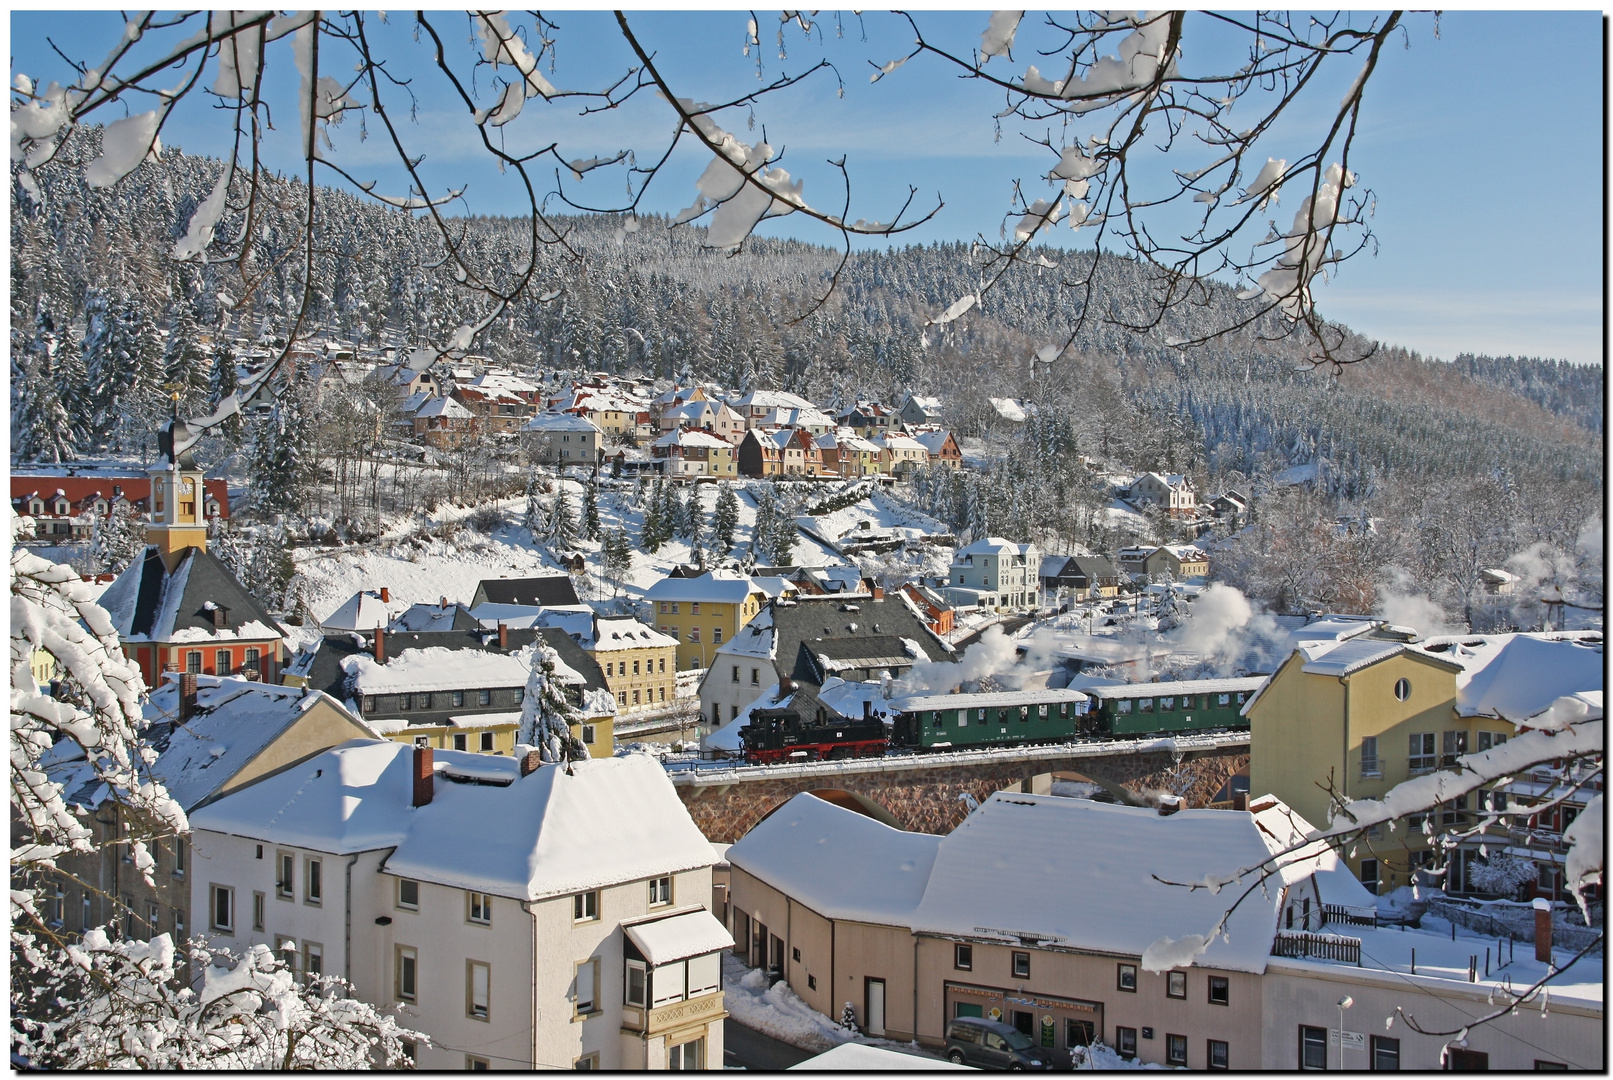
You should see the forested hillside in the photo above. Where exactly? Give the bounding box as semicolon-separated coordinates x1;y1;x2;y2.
11;132;1603;628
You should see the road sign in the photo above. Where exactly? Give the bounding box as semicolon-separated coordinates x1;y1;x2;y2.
1330;1029;1366;1049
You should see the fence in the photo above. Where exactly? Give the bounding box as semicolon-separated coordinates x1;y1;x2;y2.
1323;904;1376;928
1427;897;1603;955
1272;930;1362;964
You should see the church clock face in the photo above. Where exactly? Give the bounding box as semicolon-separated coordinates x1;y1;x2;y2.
180;479;195;494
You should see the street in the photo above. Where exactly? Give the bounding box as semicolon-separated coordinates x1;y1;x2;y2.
722;1019;818;1071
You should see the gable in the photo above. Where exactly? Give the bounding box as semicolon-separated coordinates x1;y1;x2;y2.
207;699;374;809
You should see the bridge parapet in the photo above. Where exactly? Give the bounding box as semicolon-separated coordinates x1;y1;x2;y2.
670;734;1250;842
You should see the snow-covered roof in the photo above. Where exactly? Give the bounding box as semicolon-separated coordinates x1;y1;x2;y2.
988;397;1027;422
891;688;1090;713
624;908;734;965
99;546;282;645
729;793;941;925
750;576;799;600
904;395;944;413
383;752;717;900
954;536;1034;557
654;428;732;450
1083;677;1267;701
321;589;406;632
344;642;575;694
727;389;816;411
911;793;1307;973
816;677;898;720
644;571;761;604
910;429;956;454
415;396;473;420
525;410;603;433
874;433;927;452
591;618;678;651
196;745;717;898
1299;638;1425;677
1411;632;1604;721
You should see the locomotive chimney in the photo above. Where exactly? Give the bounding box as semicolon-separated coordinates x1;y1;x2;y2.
374;627;385;663
862;699;872;721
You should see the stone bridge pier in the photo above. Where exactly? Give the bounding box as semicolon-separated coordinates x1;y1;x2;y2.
671;735;1250;843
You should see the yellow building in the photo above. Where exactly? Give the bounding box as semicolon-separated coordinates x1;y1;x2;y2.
1246;637;1512;896
645;571;769;672
590;618;679;712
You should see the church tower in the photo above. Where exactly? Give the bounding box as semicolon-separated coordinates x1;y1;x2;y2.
147;419;209;571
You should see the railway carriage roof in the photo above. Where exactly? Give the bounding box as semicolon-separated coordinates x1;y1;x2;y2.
1084;677;1268;700
891;688;1090;712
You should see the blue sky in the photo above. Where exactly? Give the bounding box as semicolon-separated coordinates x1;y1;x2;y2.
9;10;1603;364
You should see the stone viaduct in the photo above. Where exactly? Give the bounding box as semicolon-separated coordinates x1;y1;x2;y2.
670;734;1250;843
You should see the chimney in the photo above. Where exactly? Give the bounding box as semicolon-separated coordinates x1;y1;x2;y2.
778;676;794;699
520;750;544;778
1157;795;1183;816
412;745;434;807
872;584;885;600
380;586;390;604
441;595;448;610
374;627;385;663
498;622;509;649
178;672;200;723
1534;897;1553;963
1231;792;1249;812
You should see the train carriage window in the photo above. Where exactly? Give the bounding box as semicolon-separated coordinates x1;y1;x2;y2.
1236;693;1247;705
976;709;987;725
1059;703;1068;716
1139;698;1154;714
1160;697;1175;712
1038;705;1048;719
932;713;943;729
1117;699;1133;714
1182;695;1197;710
1019;707;1029;723
1217;694;1231;706
958;712;968;729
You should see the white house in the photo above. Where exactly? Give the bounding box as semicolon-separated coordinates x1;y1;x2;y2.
1130;472;1197;516
523;411;604;467
190;745;731;1070
944;537;1040;611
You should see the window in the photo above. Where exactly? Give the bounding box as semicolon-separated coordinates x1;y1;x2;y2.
575;958;598;1014
467;960;490;1020
478;731;494;753
363;696;375;713
807;974;817;990
452;690;465;707
216;650;231;676
399;693;411;712
668;1038;704;1070
633;689;641;705
1371;1035;1400;1070
1300;1025;1327;1070
1443;793;1470;826
1160;696;1175;712
732;665;740;683
1408;733;1436;772
42;887;65;928
1117;699;1133;713
582;724;596;744
478;689;492;706
750;667;760;685
1442;729;1468;766
210;885;234;932
691;603;701;614
395;946;418;1002
1360;858;1380;896
1208;975;1229;1005
304;941;323;979
1167;970;1186;998
467;1056;489;1070
174;907;185;938
468;891;492;924
252;891;266;931
573;890;598;921
712;627;723;644
1117;963;1137;991
276;851;295;898
514;688;525;705
1139;697;1154;713
670;603;679;614
454;733;468;751
1393;677;1411;701
660;602;669;614
954;943;972;970
398;879;420;910
244;647;261;675
1167;1034;1188;1066
1207;1039;1229;1070
305;857;322;904
658;657;666;673
413;735;429;748
1361;736;1380;777
186;651;203;674
1115;1027;1137;1060
275;935;298;970
649;877;671;906
1011;951;1030;978
625;959;647;1007
689;627;699;643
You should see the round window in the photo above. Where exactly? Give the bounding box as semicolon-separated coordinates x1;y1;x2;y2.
1393;678;1411;702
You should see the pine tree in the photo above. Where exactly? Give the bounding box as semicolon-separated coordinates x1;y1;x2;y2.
641;479;666;554
246;377;313;518
546;489;579;545
206;342;245;445
601;527;634;591
712;481;740;554
164;299;211;411
517;644;588;763
524;475;545;538
749;484;775;566
12;361;78;464
51;321;93;450
582;479;602;541
88;499;147;575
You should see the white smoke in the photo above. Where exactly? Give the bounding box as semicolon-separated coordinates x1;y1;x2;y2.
1374;567;1459;635
1159;583;1289;677
899;624;1021;695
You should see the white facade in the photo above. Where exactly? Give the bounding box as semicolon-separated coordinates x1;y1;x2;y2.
947;537;1040;610
190;746;728;1070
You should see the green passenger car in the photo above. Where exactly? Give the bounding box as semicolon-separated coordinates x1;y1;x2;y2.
890;689;1091;750
1085;677;1266;737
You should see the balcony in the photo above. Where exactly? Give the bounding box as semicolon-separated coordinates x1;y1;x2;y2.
620;989;726;1035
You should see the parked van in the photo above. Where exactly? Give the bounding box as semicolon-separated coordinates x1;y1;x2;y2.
944;1016;1055;1070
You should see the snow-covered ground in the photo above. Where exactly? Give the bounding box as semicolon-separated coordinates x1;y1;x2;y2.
721;954;857;1053
293;477;868;623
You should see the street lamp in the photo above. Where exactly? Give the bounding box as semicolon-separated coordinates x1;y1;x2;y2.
1336;996;1353;1070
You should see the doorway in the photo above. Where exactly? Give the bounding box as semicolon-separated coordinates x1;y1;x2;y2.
865;978;887;1037
1011;1010;1034;1037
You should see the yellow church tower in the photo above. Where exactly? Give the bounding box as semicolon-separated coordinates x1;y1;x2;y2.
147;417;210;571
